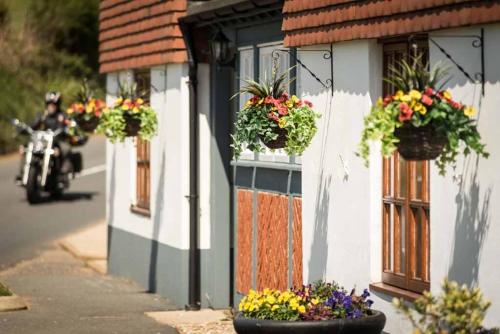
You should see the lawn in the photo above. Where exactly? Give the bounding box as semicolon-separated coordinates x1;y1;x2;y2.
0;282;12;296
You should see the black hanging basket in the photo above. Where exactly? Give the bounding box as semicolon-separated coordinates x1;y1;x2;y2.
395;124;448;160
260;128;288;150
124;114;141;137
233;311;386;334
75;114;99;132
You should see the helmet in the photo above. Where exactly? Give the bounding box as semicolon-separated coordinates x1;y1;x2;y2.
45;92;62;106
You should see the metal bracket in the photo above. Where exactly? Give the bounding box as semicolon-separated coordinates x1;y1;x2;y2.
429;28;485;95
271;45;334;96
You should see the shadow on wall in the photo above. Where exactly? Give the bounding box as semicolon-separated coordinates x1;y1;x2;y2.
448;157;492;286
107;147;116;258
307;93;334;283
148;150;166;292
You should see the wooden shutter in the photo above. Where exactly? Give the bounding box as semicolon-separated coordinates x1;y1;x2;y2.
133;70;151;214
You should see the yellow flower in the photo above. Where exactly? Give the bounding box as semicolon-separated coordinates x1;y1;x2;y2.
239;303;244;311
376;97;383;107
249;304;257;312
122;104;130;111
393;90;404;101
400;94;412;103
413;102;427;115
291;95;300;104
66;108;74;114
263;288;271;296
286;100;294;108
311;298;319;305
86;105;93;114
278;118;287;128
271;305;279;311
298;305;306;313
409;90;422;100
443;90;452;100
266;295;276;305
245;100;253;108
115;97;123;106
243;302;251;311
258;98;264;105
464;106;476;117
136;98;144;105
132;107;140;113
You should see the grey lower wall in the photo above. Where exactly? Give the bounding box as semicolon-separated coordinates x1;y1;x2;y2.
107;226;189;308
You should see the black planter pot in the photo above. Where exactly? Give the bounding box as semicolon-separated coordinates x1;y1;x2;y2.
394;124;447;160
233;311;386;334
123;114;141;137
260;128;288;150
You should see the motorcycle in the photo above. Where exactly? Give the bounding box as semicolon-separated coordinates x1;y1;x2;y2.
12;119;84;204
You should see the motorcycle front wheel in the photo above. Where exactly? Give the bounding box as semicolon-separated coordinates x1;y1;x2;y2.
26;165;43;204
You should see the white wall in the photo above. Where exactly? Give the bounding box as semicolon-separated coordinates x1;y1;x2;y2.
301;23;500;333
106;63;191;250
429;24;500;328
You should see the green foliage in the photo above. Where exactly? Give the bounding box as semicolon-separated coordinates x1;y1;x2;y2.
0;0;102;154
394;279;498;334
358;58;488;175
0;282;12;297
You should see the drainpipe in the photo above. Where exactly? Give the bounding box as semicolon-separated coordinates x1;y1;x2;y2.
179;19;200;311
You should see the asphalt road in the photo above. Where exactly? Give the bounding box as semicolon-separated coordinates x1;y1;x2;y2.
0;135;106;269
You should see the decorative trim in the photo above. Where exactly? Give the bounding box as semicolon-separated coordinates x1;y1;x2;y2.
369;282;422;302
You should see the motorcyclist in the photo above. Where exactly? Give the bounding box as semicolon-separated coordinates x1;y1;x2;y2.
15;92;72;183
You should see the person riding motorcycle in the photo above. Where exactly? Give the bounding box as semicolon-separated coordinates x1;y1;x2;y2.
16;92;72;183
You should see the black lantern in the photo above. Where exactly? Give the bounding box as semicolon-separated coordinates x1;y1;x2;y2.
210;30;233;64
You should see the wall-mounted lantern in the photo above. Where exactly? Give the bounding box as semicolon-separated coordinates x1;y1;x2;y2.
209;29;234;65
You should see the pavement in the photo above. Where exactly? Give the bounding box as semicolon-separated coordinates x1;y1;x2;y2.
0;242;179;334
0;135;107;269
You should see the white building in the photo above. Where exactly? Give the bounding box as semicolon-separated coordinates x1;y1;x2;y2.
99;0;500;331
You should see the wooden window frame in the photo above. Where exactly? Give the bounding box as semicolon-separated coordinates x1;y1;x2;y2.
379;38;430;295
131;69;151;216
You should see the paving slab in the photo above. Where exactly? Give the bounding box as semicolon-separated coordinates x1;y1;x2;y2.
59;221;107;261
146;309;236;334
0;245;178;334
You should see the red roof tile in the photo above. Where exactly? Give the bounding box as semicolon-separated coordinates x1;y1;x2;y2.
99;0;187;73
282;0;500;47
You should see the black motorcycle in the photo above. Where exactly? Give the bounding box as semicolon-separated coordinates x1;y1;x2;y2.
12;119;84;204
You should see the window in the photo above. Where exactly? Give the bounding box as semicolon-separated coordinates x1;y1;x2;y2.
132;70;151;214
381;39;430;294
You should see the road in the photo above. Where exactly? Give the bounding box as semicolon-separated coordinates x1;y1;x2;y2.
0;135;106;269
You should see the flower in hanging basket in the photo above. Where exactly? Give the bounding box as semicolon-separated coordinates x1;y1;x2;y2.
233;281;385;334
66;81;106;132
358;57;488;175
96;83;157;143
231;69;321;158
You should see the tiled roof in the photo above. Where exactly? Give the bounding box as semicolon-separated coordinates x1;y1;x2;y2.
282;0;500;47
99;0;187;73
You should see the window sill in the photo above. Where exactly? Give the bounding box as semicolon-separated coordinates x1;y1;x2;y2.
369;282;421;302
130;204;151;217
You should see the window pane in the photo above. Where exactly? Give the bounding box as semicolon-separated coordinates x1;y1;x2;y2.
412;208;422;279
398;155;407;198
414;161;423;200
383;204;393;272
394;205;405;274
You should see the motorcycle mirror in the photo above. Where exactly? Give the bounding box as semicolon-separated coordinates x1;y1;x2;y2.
11;119;19;126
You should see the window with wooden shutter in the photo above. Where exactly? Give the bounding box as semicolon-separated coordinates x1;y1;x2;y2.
132;70;151;215
381;38;430;294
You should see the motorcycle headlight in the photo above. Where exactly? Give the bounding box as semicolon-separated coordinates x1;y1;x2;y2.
33;139;45;152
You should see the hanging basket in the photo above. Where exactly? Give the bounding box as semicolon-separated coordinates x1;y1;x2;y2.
75;114;99;132
260;128;288;150
124;114;141;137
395;124;448;160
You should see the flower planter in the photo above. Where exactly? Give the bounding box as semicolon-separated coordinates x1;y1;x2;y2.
395;124;447;160
75;115;99;132
260;128;288;150
233;311;386;334
123;114;141;137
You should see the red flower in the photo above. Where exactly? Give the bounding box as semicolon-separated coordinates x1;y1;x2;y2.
264;96;276;104
383;95;393;107
421;94;433;106
450;100;462;109
281;92;289;100
304;100;313;108
268;112;279;122
424;87;435;96
250;96;260;104
277;105;288;116
398;102;413;122
296;99;303;107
